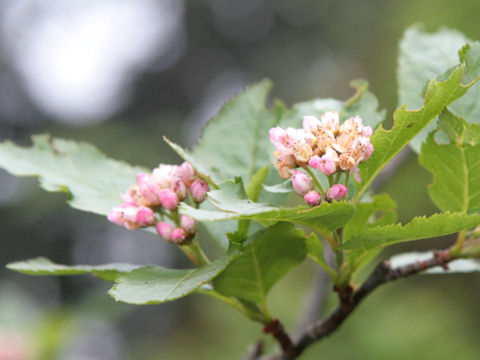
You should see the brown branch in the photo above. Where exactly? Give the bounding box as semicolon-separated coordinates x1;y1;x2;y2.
264;249;452;360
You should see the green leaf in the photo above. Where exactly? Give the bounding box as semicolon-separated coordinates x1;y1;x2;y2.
167;80;280;185
0;135;146;215
7;257;141;282
305;233;336;278
355;41;480;202
389;251;480;274
213;222;306;307
398;26;480;152
263;179;293;194
246;166;269;202
180;179;355;233
279;79;385;129
343;194;397;242
109;247;240;304
420;111;480;212
342;212;480;255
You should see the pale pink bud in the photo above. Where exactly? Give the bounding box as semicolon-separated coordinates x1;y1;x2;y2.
302;115;321;132
180;214;196;234
321;111;340;132
362;126;373;137
107;207;123;225
365;142;374;159
318;157;337;175
156;221;174;241
308;155;322;169
152;165;174;188
190;179;209;203
292;171;313;196
326;184;348;201
304;191;322;206
178;162;195;184
172;178;188;200
136;172;150;186
135;207;155;226
159;188;179;210
172;227;187;243
269;127;287;152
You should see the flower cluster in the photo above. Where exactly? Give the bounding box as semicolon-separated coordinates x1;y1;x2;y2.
270;111;374;205
108;162;209;244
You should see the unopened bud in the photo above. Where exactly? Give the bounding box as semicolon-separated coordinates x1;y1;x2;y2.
159;188;179;210
190;179;209;203
365;142;374;159
304;191;322;206
362;126;373;137
302;115;321;132
172;227;188;243
326;184;348;201
135;207;156;226
178;162;195;184
180;214;196;234
269;127;287;152
292;171;313;196
156;221;174;241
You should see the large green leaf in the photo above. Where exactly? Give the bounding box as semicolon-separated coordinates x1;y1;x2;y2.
0;135;145;215
167;80;280;185
109;247;239;304
7;257;141;282
355;41;480;202
342;212;480;256
398;26;480;152
212;222;306;307
420;111;480;212
180;178;355;233
279;79;385;129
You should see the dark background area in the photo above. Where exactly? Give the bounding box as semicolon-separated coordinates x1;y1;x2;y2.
1;1;480;359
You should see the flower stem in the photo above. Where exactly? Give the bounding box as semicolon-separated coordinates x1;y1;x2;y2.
180;237;210;266
305;167;325;196
451;230;467;256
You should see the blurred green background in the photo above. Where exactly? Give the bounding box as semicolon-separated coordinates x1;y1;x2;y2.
1;0;480;359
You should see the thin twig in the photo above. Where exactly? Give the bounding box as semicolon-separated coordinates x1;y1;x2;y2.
263;249;452;360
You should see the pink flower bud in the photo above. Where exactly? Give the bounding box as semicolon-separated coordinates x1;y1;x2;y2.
159;188;179;210
362;126;373;137
292;171;313;196
172;227;187;243
326;184;348;201
304;191;322;206
172;179;188;200
308;155;322;169
178;162;195;184
352;166;362;183
302;115;321;132
107;207;123;225
180;214;196;234
318;158;337;176
190;179;209;203
135;207;155;226
269;127;288;152
136;172;150;186
156;221;174;241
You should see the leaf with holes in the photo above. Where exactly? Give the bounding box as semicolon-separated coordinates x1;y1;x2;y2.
355;41;480;202
420;111;480;212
